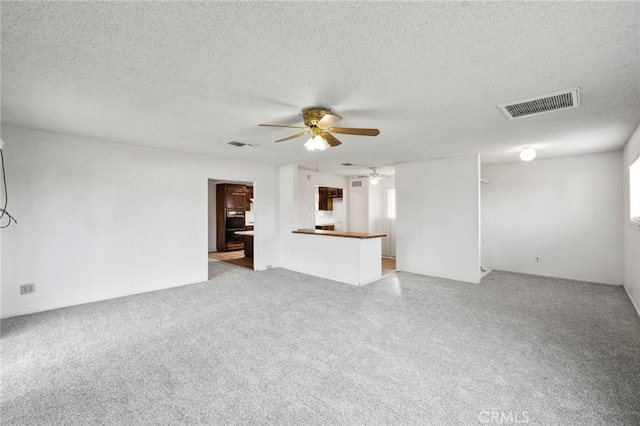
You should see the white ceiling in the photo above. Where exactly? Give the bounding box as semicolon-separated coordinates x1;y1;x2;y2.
2;1;639;176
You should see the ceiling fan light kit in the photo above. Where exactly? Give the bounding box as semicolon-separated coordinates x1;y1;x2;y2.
304;135;330;151
365;167;388;185
259;107;380;151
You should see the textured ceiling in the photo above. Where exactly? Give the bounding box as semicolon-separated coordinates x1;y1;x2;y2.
2;1;639;176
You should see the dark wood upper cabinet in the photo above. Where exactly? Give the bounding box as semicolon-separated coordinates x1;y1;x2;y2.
318;187;327;211
224;184;247;209
245;186;253;211
326;187;343;198
318;186;342;211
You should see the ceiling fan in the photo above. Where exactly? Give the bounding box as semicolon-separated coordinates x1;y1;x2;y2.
358;167;391;185
259;107;380;151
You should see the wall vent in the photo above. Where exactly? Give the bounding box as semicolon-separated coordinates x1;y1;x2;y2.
498;88;580;119
351;180;362;188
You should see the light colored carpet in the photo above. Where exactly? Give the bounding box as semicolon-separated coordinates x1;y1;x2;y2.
2;263;639;425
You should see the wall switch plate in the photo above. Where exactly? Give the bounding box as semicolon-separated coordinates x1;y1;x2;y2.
20;283;35;295
534;256;541;263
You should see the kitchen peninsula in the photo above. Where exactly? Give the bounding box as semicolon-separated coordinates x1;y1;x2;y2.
289;229;386;286
234;230;254;258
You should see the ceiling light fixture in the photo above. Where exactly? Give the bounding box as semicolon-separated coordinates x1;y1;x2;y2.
520;148;536;161
259;107;380;149
369;167;383;185
304;134;330;151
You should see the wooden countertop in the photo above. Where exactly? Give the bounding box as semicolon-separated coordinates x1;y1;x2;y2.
293;229;386;239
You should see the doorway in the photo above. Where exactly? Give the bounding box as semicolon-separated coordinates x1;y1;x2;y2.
207;179;255;278
347;174;397;276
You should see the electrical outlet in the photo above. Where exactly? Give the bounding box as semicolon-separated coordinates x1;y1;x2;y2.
534;256;541;263
20;283;35;295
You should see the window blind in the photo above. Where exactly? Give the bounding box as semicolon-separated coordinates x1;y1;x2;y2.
631;156;640;225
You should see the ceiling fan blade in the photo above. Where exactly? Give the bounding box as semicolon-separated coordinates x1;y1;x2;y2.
259;124;308;129
274;131;310;143
318;113;343;128
323;132;342;147
329;127;380;136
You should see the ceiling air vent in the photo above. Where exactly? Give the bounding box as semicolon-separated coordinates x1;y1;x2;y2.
341;162;357;167
227;141;252;147
498;88;580;119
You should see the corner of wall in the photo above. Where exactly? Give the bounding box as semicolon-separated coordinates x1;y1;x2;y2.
623;122;640;318
279;165;299;269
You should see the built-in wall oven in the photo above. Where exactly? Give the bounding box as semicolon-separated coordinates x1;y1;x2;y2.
225;209;245;249
226;209;245;230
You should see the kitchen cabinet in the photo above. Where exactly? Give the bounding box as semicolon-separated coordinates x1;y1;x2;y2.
318;187;333;211
318;186;342;211
318;187;328;211
326;187;343;198
234;231;254;259
217;184;248;251
244;186;253;212
225;184;247;209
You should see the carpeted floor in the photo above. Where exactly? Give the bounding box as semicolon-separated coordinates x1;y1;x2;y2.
2;262;639;425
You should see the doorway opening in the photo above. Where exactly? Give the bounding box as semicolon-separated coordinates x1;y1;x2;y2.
207;179;255;278
382;257;397;277
347;172;397;276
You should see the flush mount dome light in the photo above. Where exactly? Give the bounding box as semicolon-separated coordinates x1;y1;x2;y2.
520;148;536;161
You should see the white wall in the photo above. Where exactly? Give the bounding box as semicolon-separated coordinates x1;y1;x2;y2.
370;177;396;258
348;178;368;233
296;169;347;230
0;126;280;318
0;138;4;311
623;123;640;316
279;164;298;269
396;155;481;284
367;180;381;234
330;199;346;232
482;151;623;285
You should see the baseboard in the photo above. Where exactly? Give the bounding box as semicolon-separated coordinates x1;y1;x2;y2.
492;268;622;286
1;291;133;319
623;285;640;319
1;278;206;319
398;268;481;285
480;268;493;279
